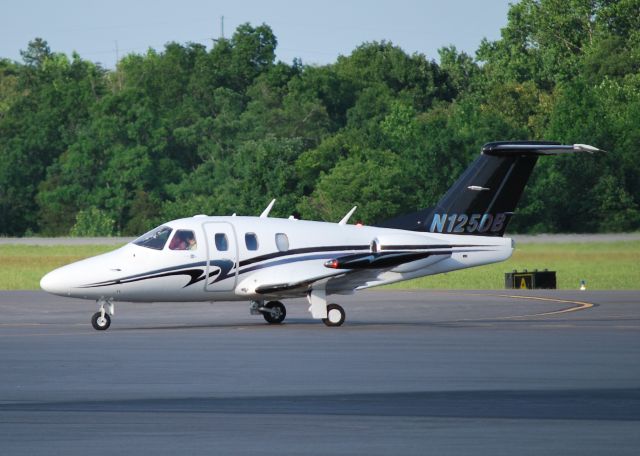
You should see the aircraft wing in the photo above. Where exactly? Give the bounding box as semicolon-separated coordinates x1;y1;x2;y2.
254;269;387;298
254;250;454;298
254;272;347;296
323;251;439;270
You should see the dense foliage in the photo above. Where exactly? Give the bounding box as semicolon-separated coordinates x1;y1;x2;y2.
1;1;639;236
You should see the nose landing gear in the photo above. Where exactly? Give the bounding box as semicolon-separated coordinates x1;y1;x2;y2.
91;312;111;330
91;298;114;331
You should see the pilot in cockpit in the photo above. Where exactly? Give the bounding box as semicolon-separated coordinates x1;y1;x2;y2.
185;232;197;250
168;233;186;250
169;230;197;251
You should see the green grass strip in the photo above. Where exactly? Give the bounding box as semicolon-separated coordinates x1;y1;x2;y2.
0;241;638;291
0;245;119;291
386;241;640;290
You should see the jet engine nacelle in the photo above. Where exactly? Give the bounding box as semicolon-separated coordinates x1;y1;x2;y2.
370;233;451;273
370;233;440;253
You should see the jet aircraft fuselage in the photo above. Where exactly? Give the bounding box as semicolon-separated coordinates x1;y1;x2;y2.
40;141;600;330
41;216;512;303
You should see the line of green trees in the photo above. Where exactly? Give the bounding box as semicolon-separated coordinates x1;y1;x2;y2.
1;0;639;236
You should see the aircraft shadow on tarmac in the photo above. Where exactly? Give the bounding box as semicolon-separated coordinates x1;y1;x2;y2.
110;320;524;331
108;315;608;331
2;388;639;422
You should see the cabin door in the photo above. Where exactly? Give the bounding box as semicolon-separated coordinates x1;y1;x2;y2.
203;222;238;292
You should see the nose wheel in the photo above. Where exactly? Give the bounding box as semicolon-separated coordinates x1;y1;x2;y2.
91;312;111;330
322;303;345;327
91;298;114;331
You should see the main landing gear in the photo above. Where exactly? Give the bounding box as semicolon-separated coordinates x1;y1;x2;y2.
249;299;346;326
307;289;346;327
250;300;287;324
322;303;346;327
262;301;287;324
91;298;114;331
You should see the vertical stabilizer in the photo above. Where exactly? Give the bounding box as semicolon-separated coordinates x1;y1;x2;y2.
377;141;601;236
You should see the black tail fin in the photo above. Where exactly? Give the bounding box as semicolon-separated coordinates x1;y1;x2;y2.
378;141;601;236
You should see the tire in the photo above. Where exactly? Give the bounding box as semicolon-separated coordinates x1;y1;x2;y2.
263;301;286;324
91;312;111;331
322;303;345;327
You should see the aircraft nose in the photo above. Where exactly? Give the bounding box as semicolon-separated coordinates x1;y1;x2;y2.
40;268;71;296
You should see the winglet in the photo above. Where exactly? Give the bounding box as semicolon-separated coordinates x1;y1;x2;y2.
260;199;276;218
339;206;357;225
573;144;604;153
482;141;605;156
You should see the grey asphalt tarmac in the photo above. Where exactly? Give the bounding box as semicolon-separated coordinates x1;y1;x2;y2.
1;290;639;455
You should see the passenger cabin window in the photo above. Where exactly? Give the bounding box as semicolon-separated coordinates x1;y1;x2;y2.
133;226;172;250
245;233;259;251
275;233;289;252
169;230;197;251
215;233;229;251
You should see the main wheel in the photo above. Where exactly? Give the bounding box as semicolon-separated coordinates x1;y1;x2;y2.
322;303;345;327
263;301;286;324
91;312;111;331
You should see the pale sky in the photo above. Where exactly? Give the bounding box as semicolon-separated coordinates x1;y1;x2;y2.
1;0;513;68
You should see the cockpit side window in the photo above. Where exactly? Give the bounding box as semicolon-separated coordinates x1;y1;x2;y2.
245;233;259;251
133;226;173;250
215;233;228;251
169;230;197;251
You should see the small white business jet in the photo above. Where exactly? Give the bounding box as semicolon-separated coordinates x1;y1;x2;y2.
41;141;600;330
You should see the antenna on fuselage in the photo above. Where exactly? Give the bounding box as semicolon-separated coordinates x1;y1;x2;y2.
260;199;276;218
338;206;357;225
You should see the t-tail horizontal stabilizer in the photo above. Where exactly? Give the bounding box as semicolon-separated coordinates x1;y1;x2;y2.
377;141;602;236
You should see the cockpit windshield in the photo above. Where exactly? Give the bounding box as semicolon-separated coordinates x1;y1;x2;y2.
133;225;173;250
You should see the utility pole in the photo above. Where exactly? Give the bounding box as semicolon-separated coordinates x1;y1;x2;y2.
212;15;225;46
114;40;123;91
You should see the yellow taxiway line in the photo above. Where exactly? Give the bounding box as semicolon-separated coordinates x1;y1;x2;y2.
425;290;597;320
495;294;594;319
